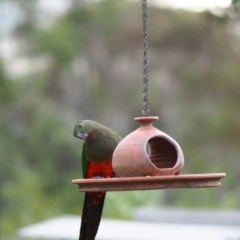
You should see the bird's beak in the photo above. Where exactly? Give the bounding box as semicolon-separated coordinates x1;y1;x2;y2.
74;131;88;140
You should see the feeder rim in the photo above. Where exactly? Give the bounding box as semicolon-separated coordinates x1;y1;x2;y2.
72;173;226;192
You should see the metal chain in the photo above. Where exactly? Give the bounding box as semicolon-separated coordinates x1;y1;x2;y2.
142;0;150;116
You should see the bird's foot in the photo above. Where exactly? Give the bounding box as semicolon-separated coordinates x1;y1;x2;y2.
92;176;104;179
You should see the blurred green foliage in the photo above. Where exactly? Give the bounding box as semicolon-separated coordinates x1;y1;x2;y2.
0;0;240;238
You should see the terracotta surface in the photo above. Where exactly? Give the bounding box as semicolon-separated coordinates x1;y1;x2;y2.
112;116;184;177
72;173;226;192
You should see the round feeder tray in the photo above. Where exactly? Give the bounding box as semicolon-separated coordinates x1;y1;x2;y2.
72;173;226;192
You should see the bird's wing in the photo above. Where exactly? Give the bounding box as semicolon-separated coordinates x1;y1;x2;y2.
81;142;88;178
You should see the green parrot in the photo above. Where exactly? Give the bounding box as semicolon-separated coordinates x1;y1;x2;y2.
73;120;121;240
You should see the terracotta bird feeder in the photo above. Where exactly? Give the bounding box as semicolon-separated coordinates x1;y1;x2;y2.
112;116;184;177
72;116;226;192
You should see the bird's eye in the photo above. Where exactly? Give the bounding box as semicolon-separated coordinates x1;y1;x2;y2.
78;124;82;129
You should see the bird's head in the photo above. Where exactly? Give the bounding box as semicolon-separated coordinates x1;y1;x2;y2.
73;120;96;140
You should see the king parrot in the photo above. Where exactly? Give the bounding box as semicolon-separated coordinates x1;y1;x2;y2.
73;120;121;240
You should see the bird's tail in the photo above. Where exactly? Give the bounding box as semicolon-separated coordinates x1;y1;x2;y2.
79;192;106;240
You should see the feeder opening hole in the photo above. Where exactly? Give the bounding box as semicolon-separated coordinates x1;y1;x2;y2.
147;136;178;170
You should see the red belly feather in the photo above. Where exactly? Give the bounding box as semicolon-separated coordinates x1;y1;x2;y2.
87;161;113;178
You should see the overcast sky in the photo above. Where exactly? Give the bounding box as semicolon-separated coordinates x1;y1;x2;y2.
37;0;232;13
152;0;231;11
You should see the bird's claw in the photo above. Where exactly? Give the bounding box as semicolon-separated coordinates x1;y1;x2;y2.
92;176;104;179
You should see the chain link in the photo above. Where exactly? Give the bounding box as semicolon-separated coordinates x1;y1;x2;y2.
142;0;150;116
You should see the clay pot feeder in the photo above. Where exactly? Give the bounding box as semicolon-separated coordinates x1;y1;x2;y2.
72;116;226;192
112;116;184;177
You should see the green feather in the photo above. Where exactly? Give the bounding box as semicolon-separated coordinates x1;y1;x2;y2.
73;119;121;172
81;142;88;178
73;120;121;240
